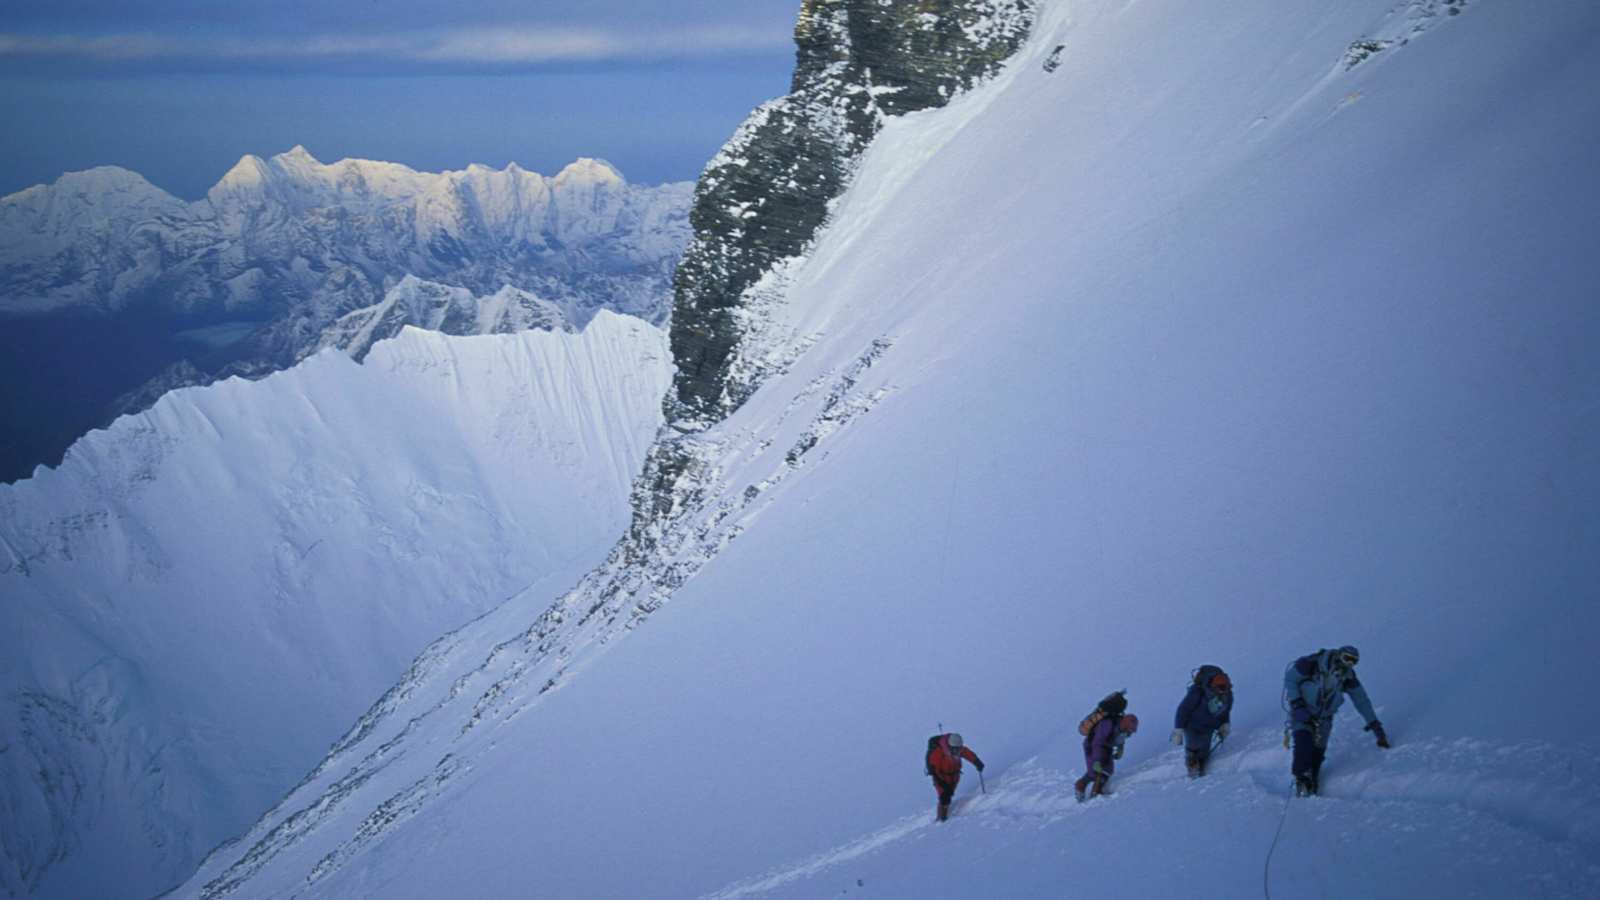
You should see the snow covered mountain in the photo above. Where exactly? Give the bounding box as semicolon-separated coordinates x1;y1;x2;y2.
0;150;691;483
0;313;672;900
313;275;574;361
161;0;1600;898
0;149;689;322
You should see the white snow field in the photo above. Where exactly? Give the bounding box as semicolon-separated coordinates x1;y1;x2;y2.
170;0;1598;897
0;313;670;899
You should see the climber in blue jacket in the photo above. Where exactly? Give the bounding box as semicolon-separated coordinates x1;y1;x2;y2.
1283;645;1390;796
1172;665;1233;777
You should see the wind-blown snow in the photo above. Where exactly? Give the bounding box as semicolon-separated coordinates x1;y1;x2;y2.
165;0;1599;897
0;313;671;900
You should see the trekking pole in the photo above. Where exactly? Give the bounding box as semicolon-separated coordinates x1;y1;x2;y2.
978;769;987;794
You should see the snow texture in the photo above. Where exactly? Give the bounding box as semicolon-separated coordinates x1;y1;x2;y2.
59;0;1600;897
0;313;671;899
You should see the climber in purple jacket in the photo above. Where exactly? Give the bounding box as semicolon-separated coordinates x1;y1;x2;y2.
1075;692;1140;801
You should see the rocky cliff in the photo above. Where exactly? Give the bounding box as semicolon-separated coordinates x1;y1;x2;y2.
669;0;1034;427
641;0;1036;599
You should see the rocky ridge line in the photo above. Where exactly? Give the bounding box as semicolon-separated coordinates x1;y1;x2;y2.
669;0;1035;427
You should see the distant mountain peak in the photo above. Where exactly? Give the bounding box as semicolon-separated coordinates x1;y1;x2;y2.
555;157;625;185
4;166;174;207
53;165;160;193
0;146;693;481
211;153;272;195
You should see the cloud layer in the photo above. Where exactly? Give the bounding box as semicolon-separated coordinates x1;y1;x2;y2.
0;23;794;74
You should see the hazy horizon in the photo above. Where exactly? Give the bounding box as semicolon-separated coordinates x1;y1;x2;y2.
0;1;802;198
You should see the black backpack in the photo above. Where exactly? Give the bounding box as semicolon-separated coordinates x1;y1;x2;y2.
1192;664;1228;689
1078;690;1127;736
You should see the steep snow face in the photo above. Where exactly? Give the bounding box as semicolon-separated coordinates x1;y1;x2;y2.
172;0;1599;898
0;313;672;900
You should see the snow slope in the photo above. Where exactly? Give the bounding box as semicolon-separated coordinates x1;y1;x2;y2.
0;313;671;899
171;0;1600;898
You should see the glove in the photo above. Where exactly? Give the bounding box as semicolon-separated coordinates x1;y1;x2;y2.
1092;761;1106;775
975;760;985;772
1366;720;1391;748
1171;728;1184;746
1112;744;1124;760
1218;723;1230;739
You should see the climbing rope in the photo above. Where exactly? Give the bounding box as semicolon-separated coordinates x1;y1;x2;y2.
1261;788;1293;900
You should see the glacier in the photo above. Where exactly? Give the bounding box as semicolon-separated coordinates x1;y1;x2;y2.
0;313;671;899
161;0;1600;898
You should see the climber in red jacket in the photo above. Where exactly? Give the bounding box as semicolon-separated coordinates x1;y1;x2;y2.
924;732;984;821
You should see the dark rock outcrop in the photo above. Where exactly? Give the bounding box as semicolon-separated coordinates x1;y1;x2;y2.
668;0;1035;429
606;0;1037;628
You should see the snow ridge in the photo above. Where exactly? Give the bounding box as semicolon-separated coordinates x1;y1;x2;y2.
313;275;573;361
0;313;672;900
0;150;691;484
172;331;902;899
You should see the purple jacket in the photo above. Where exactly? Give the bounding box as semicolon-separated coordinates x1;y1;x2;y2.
1082;715;1125;774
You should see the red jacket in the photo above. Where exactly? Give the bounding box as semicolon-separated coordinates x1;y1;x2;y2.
927;735;981;781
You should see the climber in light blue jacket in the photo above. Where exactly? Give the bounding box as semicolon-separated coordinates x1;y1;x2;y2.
1283;645;1390;796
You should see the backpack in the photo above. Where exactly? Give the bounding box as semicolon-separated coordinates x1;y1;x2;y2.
924;735;941;775
1078;691;1127;736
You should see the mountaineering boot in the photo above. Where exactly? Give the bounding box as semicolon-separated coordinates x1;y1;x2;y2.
1294;774;1317;797
1074;775;1091;802
1186;751;1202;779
937;803;950;822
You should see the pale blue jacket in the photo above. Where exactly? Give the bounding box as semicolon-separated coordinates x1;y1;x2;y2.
1283;649;1378;733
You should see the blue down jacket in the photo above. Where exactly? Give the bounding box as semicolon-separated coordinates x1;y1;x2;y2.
1174;682;1232;734
1283;649;1378;735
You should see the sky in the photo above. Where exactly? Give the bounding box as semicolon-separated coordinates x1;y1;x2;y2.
0;1;803;198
